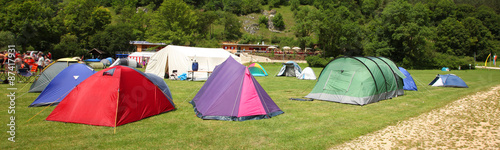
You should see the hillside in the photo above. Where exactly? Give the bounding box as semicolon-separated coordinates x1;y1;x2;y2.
238;5;297;40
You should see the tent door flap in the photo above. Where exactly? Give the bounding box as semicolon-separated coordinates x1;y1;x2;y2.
324;70;355;93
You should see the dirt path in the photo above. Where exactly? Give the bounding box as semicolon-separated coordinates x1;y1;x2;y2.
332;85;500;149
239;53;306;64
476;66;500;70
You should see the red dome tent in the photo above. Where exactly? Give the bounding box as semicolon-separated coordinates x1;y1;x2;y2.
46;66;175;127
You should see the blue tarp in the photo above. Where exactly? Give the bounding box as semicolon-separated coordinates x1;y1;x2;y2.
29;64;96;107
84;58;101;62
398;67;418;91
116;54;129;58
178;73;187;80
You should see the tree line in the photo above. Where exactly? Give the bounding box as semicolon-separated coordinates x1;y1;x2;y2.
295;0;499;69
0;0;499;69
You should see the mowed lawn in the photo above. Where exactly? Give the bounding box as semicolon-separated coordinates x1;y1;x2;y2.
2;63;500;149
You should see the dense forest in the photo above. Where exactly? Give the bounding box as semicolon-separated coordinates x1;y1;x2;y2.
1;0;499;69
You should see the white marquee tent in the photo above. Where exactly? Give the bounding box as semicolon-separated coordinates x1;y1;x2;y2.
145;45;241;79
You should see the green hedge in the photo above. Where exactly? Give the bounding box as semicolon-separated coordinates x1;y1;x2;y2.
434;53;475;70
305;55;333;67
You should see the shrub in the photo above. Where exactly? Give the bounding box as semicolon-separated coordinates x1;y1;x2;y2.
272;13;285;30
239;34;256;44
290;0;299;12
433;53;475;70
258;15;268;27
305;55;333;67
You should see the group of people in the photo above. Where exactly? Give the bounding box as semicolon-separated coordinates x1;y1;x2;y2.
0;51;52;74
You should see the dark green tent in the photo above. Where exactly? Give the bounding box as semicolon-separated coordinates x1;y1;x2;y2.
305;56;405;105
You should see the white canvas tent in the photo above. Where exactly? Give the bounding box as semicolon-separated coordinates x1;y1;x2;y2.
297;67;316;80
145;45;241;79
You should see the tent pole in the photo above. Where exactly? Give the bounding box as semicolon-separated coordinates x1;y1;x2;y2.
114;89;120;134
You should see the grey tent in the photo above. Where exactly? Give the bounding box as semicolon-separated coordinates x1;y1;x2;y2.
100;57;115;66
276;61;302;77
28;58;80;93
88;62;105;69
110;58;142;68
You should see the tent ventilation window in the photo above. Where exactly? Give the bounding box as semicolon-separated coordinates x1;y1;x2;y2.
103;68;116;76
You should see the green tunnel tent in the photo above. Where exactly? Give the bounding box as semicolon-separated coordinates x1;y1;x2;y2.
305;56;406;105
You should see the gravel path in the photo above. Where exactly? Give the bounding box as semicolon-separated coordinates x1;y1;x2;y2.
239;53;306;64
332;85;500;149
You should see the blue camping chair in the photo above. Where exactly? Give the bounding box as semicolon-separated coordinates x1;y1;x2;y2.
17;68;34;82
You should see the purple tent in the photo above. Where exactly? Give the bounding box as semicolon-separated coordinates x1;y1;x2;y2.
190;57;284;121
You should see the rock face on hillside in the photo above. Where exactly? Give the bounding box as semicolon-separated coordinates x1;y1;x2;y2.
243;15;259;34
263;10;282;33
241;10;282;35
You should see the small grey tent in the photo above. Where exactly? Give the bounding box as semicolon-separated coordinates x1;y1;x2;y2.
88;62;105;69
110;58;142;68
277;61;302;77
100;57;115;66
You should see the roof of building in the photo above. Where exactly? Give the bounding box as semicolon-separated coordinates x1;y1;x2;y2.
130;41;167;45
221;43;278;47
89;48;105;54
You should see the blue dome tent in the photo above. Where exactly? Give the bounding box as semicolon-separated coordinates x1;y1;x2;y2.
29;64;96;107
398;67;417;91
429;74;468;88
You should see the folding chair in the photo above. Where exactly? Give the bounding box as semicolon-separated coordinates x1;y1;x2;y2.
0;65;6;80
0;71;6;82
17;68;34;83
170;70;178;80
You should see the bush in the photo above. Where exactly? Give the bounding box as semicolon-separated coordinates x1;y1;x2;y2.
258;15;268;27
271;36;296;47
193;38;220;48
305;55;333;67
290;0;299;11
239;34;257;44
433;53;475;70
272;13;285;30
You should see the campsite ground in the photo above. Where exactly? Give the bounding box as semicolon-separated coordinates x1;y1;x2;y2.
1;64;500;149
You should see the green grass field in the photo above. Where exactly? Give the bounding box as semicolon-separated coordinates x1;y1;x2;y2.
2;63;500;149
